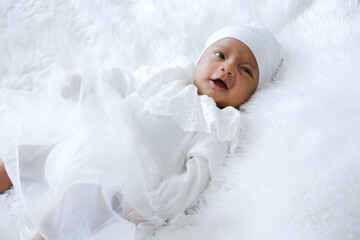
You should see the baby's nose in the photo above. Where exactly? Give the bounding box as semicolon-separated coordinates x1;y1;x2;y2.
221;63;234;75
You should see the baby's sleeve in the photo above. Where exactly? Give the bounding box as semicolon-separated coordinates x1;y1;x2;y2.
186;131;229;179
148;132;229;219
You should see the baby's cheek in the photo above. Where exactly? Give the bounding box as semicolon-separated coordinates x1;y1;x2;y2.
195;80;210;96
193;79;199;88
241;90;254;105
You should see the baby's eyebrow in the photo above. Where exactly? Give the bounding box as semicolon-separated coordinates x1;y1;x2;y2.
214;43;228;51
242;61;258;71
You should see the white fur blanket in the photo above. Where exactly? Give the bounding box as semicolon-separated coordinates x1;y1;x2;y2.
1;0;360;239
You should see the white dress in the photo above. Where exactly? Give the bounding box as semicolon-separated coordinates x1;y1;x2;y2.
0;63;242;239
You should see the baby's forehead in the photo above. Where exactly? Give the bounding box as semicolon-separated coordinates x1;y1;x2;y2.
209;38;256;58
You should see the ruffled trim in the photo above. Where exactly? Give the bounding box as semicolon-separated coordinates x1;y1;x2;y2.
135;64;242;153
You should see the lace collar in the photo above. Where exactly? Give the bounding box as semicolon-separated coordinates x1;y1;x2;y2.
135;64;242;153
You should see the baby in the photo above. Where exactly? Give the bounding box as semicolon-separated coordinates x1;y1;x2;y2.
0;22;282;240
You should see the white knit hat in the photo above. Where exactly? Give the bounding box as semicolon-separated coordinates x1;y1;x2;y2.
199;22;283;89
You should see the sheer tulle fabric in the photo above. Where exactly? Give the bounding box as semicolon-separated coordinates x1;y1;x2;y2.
0;71;163;239
0;64;242;239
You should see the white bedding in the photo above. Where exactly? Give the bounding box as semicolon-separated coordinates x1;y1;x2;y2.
1;0;359;239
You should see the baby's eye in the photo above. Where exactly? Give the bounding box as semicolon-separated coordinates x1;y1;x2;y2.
241;67;253;77
215;52;225;60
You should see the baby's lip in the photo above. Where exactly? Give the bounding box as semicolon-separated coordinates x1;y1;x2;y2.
210;78;228;90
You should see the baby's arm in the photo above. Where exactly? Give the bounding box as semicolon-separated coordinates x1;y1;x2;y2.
123;155;209;224
149;132;228;219
149;156;210;219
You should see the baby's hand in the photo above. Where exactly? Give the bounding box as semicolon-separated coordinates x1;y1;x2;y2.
124;208;148;226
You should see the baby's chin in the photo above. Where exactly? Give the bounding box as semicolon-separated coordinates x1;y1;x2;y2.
215;101;232;109
209;94;241;109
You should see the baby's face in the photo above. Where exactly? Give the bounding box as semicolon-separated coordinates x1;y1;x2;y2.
194;38;259;108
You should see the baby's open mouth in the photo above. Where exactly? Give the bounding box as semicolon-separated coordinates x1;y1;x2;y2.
211;79;228;90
